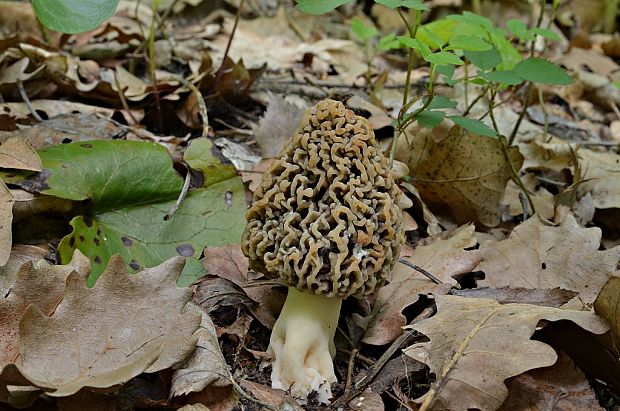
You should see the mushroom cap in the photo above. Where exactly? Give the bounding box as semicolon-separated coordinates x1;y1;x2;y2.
242;99;403;298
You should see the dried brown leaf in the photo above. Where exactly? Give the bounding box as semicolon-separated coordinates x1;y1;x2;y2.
11;189;73;222
0;114;124;149
201;245;284;328
348;387;384;411
0;250;89;367
478;214;620;307
170;305;231;398
0;180;13;266
0;137;42;171
254;94;303;157
397;125;523;227
579;148;620;209
9;256;200;396
360;225;481;345
451;287;578;307
240;380;303;410
499;351;603;411
405;295;609;411
501;174;554;220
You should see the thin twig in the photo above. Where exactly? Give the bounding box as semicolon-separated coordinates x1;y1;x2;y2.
508;0;546;145
579;141;620;147
502;137;536;215
398;259;442;284
164;165;192;220
508;82;533;145
344;348;358;397
211;0;245;93
113;72;139;125
332;305;435;408
17;80;42;122
230;377;277;410
178;77;210;137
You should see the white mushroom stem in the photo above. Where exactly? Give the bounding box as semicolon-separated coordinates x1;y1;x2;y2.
268;287;343;404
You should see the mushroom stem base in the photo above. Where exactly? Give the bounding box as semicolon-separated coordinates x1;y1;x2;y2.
268;287;343;404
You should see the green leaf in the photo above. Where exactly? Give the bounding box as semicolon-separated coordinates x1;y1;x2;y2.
375;0;429;9
351;18;378;40
30;140;245;286
417;19;457;49
529;27;561;41
417;110;445;128
452;21;488;38
507;19;532;40
425;51;463;66
400;36;432;58
481;70;524;85
514;58;574;85
379;33;402;50
58;178;245;286
402;0;429;10
32;0;118;34
447;34;492;51
295;0;351;14
184;138;238;187
427;95;458;110
490;32;522;69
420;26;445;49
436;64;456;85
447;11;493;29
464;48;502;70
375;0;401;8
36;140;183;212
448;116;497;137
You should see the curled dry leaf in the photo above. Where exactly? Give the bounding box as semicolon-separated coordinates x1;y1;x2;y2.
11;189;73;223
501;174;554;220
397;125;523;227
170;304;231;397
201;245;284;328
478;214;620;307
0;250;89;367
0;113;127;149
360;224;481;345
400;182;442;236
240;380;303;410
594;277;620;351
4;256;201;397
405;295;609;411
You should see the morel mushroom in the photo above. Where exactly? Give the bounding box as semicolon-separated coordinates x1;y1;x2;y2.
241;99;403;403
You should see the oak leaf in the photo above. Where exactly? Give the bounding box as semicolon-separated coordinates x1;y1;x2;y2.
360;225;481;345
405;295;609;411
0;137;42;172
170;305;232;397
397;125;523;227
478;214;620;307
0;250;89;366
7;255;201;397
